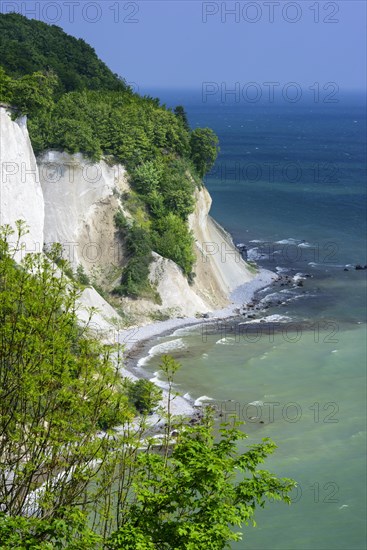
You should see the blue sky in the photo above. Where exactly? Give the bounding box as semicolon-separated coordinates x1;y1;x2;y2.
1;1;366;94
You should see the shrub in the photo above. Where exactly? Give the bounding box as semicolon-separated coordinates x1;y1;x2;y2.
127;379;163;414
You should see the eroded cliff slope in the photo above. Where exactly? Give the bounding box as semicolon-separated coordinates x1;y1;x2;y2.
0;107;253;327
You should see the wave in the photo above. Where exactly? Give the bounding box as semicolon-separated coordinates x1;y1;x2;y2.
275;266;291;274
172;325;201;337
308;262;347;268
137;356;151;368
215;337;235;345
247;247;270;261
194;395;214;407
293;273;308;282
275;238;300;245
149;338;187;355
137;338;187;368
239;314;292;325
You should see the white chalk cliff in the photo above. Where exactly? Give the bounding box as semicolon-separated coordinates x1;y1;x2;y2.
0;107;44;260
0;106;253;328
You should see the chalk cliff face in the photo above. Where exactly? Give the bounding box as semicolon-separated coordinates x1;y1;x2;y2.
0;107;253;326
38;150;129;286
0;106;44;260
189;187;252;309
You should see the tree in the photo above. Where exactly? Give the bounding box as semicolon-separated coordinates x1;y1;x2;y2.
174;105;190;131
11;70;58;116
132;159;164;194
190;127;220;177
0;65;13;103
127;379;163;414
152;213;196;275
0;13;127;93
0;222;132;523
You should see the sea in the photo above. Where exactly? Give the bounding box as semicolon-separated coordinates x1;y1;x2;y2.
138;90;367;549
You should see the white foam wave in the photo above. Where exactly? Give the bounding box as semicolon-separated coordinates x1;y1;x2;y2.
263;314;292;322
240;314;292;325
137;356;150;368
148;338;187;356
258;286;271;293
137;338;187;369
293;273;308;282
194;395;214;407
276;238;299;245
215;337;235;345
172;325;201;337
247;247;264;261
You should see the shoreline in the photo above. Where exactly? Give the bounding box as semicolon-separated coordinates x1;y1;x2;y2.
117;267;278;419
118;267;277;358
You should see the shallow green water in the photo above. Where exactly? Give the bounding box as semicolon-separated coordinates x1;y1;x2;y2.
141;322;366;549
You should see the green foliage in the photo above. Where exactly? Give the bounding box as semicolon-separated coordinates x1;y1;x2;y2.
113;221;154;299
114;209;129;233
47;116;102;159
0;13;127;93
76;264;90;286
127;379;163;414
0;66;58;117
132;157;195;221
114;257;152;299
190;127;220;177
125;224;152;258
107;410;295;548
0;222;133;522
0;65;13;103
152;213;196;275
0;508;102;549
132;159;164;195
11;70;59;116
174;105;190;131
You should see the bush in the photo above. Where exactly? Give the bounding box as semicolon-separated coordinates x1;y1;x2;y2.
76;264;90;286
114;209;129;233
127;379;163;414
152;213;196;276
115;256;152;299
190;127;219;178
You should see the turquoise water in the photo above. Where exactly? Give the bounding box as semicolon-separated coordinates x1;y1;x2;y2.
141;93;367;549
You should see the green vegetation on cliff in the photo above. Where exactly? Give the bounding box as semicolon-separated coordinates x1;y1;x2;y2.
0;13;219;297
0;13;127;93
